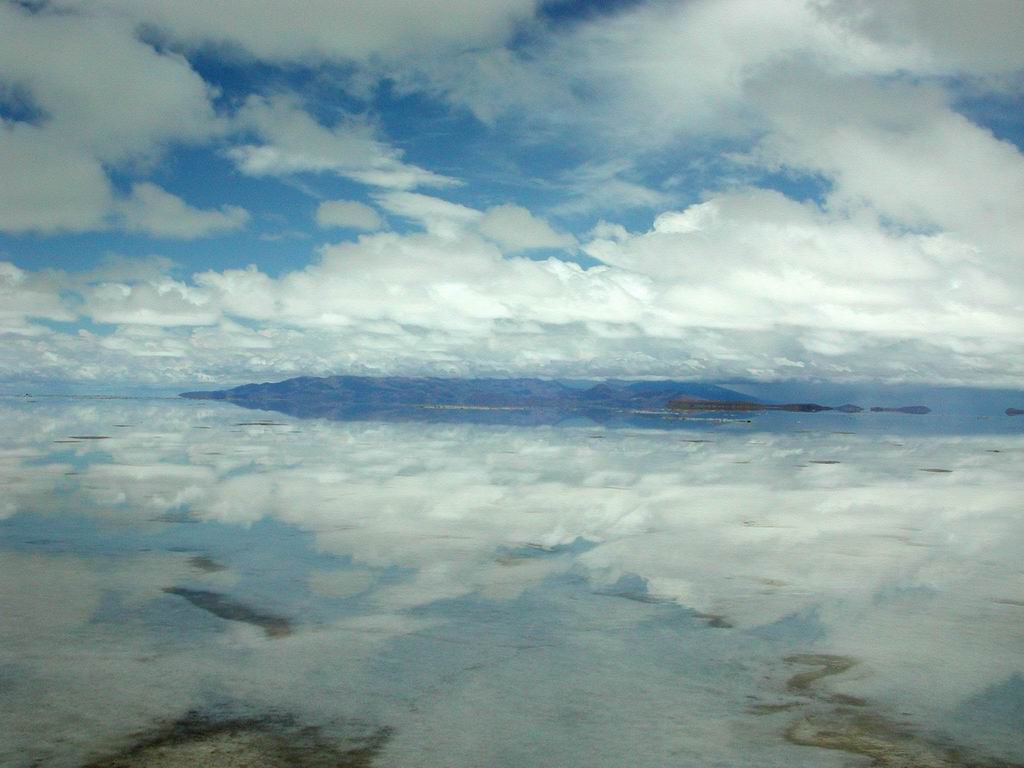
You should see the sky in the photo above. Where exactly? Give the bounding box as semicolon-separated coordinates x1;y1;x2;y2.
2;0;1024;389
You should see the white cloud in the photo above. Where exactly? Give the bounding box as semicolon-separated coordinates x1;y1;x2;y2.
315;200;383;231
118;183;249;239
745;69;1024;259
0;3;222;235
83;278;219;327
0;4;219;165
227;95;458;189
0;261;74;335
4;183;1022;386
479;204;576;252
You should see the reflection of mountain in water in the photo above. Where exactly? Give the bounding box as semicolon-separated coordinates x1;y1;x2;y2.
174;375;1024;434
181;376;758;426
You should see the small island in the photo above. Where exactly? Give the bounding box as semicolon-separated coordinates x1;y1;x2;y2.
870;405;932;414
666;399;832;413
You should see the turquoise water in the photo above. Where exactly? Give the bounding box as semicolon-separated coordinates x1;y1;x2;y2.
1;398;1022;766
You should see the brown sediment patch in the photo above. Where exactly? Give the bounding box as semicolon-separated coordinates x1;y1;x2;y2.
83;711;392;768
784;654;858;694
775;656;1024;768
783;710;1024;768
163;587;291;638
188;555;227;573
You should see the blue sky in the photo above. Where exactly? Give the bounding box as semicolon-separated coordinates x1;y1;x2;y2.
2;0;1024;388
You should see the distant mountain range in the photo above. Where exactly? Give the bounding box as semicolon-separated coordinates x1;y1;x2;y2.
177;375;1024;428
180;375;757;412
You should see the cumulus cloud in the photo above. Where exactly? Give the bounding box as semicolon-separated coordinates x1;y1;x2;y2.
117;183;249;239
0;262;73;335
373;191;481;236
315;200;383;231
744;69;1024;259
82;278;219;327
478;204;576;252
0;4;460;236
3;181;1022;386
0;2;220;234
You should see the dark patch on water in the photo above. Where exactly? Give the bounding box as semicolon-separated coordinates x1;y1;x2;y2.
188;555;227;573
162;587;291;638
784;709;1024;767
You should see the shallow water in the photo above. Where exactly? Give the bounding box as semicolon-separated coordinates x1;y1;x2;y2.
1;398;1022;767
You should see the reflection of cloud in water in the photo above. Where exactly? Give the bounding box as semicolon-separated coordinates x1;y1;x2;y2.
0;399;1022;765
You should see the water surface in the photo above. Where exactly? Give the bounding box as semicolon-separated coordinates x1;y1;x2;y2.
1;398;1022;766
